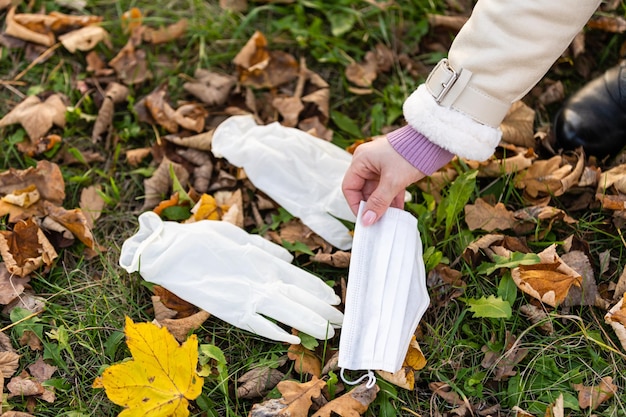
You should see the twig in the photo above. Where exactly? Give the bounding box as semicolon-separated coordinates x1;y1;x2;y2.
14;42;62;82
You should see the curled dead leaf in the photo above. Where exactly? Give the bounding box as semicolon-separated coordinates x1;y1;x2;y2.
0;218;58;277
142;19;188;44
237;366;285;399
59;25;109;53
155;309;211;343
142;157;190;210
500;101;536;148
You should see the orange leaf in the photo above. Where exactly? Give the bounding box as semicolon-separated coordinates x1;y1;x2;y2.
0;218;58;277
288;344;322;377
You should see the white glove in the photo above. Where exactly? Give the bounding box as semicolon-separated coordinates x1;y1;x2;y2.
211;115;356;250
119;212;343;344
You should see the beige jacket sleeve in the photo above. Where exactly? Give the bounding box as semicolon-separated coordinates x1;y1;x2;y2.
402;0;601;161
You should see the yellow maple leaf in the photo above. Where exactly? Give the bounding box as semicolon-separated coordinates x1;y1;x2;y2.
98;316;204;417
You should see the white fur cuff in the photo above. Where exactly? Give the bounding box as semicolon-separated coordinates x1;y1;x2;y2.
403;85;502;161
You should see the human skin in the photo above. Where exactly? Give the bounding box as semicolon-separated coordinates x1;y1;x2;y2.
342;136;425;226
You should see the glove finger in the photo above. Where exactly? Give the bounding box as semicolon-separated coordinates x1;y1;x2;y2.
243;313;302;345
280;284;344;328
277;265;341;305
257;291;340;340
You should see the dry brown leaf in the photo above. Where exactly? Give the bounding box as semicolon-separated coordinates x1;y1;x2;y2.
561;250;605;308
215;190;244;228
429;382;465;406
220;0;248;12
0;94;66;141
310;250;350;268
142;157;189;210
312;382;379;417
605;296;626;351
464;198;516;231
515;155;571;198
1;185;40;208
481;332;528;381
59;25;109;52
573;376;618;410
142;19;188;44
7;371;44;398
465;145;535;178
151;295;178;321
28;357;57;382
109;38;152;85
93;83;129;142
427;13;468;31
79;185;105;229
269;218;329;253
1;412;37;417
511;245;582;307
597;163;626;193
377;336;427;390
0;263;31;305
427;263;466;306
234;31;298;88
278;376;326;416
155;310;211;343
152;285;199;318
538;81;565;106
144;84;179;133
126;147;152;166
237;366;285;399
43;201;94;249
302;88;330;120
587;15;626;32
0;351;20;379
500;101;535;148
287;344;322;377
519;304;554;335
596;193;626;210
183;69;236;106
5;7;55;46
345;51;378;87
173;103;208;133
162;129;214;151
0;218;58;277
299;116;333;141
272;96;304;127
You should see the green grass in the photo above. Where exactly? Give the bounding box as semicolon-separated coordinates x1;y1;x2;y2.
2;0;626;416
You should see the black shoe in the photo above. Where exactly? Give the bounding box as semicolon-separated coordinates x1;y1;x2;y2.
553;61;626;158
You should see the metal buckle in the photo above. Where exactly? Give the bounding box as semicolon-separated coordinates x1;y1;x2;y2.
427;59;459;104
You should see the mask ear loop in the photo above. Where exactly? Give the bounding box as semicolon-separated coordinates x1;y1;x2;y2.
340;368;377;389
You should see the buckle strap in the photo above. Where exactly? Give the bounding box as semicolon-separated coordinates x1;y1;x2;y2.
425;59;510;128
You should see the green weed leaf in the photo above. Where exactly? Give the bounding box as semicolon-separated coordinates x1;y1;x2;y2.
477;252;541;276
465;295;512;319
437;169;477;238
331;111;362;138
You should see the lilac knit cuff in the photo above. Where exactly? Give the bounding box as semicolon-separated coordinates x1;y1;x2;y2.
387;125;454;176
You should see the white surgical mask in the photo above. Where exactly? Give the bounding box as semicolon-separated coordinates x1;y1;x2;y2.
338;201;429;386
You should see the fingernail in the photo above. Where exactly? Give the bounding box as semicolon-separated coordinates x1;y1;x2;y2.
361;210;376;226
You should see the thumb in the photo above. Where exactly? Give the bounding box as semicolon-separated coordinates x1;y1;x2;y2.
360;188;397;226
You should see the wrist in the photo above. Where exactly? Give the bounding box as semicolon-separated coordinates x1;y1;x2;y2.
387;125;454;175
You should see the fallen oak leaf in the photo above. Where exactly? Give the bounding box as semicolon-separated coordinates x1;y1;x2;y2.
287;344;322;377
604;295;626;351
96;317;204;417
311;382;379;417
511;245;582;307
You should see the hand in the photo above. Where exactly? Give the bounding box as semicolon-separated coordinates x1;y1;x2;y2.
342;136;425;226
